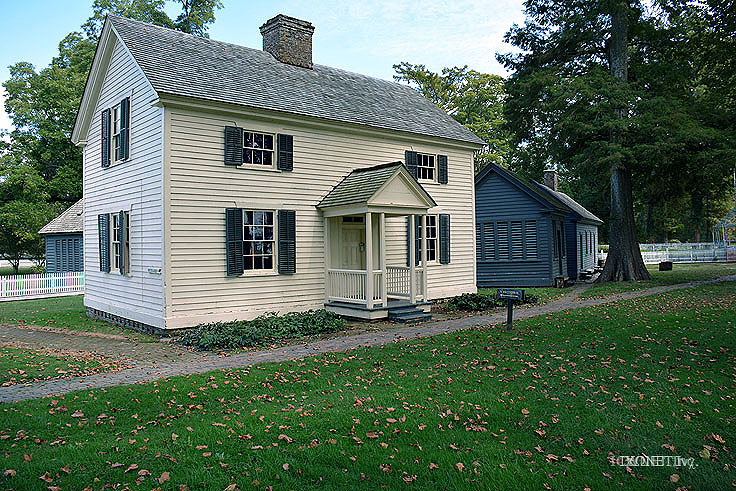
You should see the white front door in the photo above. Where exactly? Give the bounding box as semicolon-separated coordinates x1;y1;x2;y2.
340;222;366;270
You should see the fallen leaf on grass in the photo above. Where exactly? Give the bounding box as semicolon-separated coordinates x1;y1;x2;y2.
456;462;465;472
670;474;680;483
158;471;170;483
4;469;16;477
125;464;138;473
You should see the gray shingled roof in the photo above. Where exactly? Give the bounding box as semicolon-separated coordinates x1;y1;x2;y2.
318;162;435;209
108;15;484;146
39;199;84;235
532;182;603;225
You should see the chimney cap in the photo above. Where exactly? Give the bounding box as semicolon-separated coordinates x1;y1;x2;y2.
260;14;315;34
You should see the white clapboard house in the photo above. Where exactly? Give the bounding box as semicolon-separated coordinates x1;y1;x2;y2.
70;14;484;332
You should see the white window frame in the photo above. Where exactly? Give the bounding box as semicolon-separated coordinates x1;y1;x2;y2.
111;103;122;164
416;153;437;182
242;131;276;168
242;209;277;272
109;212;130;274
416;214;438;263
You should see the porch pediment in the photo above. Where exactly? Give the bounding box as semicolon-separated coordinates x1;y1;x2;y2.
317;162;436;217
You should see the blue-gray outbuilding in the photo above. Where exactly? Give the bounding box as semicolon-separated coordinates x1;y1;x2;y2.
39;199;84;273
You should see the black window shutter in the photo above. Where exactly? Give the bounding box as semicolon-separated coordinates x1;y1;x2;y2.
101;109;111;168
404;150;418;179
224;126;243;166
439;213;451;264
98;214;110;272
278;210;296;273
118;210;127;275
120;97;130;160
225;208;244;276
277;134;294;171
437;155;448;184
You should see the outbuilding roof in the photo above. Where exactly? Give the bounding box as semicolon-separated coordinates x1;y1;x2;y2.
39;199;84;235
105;15;485;146
531;182;604;225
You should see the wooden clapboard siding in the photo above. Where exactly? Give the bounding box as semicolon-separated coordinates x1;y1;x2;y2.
164;106;476;326
83;36;165;328
475;170;558;287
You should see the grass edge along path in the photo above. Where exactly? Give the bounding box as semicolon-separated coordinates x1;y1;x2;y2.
0;280;734;489
1;273;734;405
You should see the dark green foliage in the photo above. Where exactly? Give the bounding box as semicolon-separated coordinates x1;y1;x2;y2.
446;292;538;311
498;0;736;243
177;310;346;350
393;64;510;172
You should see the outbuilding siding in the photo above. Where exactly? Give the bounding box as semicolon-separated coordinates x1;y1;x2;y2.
82;36;165;328
475;171;557;287
45;234;83;273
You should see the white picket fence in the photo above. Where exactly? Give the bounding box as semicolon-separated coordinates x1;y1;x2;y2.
0;272;84;301
598;245;736;264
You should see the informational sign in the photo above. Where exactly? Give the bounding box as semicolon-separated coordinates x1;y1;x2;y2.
496;288;525;330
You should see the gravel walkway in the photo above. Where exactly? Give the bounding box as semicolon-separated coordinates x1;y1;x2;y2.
1;275;733;404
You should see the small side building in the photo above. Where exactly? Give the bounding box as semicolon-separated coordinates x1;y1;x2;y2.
39;199;84;273
532;171;603;279
475;164;570;287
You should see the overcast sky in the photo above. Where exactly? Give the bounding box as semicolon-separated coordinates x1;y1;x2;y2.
0;0;526;135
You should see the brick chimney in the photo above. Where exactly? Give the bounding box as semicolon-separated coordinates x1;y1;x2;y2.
543;169;558;191
260;14;315;69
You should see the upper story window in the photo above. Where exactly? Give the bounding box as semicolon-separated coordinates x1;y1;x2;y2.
417;153;436;181
101;97;129;168
243;131;275;166
112;104;122;163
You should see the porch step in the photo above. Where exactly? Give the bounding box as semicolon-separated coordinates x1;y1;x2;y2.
388;305;432;324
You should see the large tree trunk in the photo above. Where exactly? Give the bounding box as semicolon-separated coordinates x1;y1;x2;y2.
598;1;651;282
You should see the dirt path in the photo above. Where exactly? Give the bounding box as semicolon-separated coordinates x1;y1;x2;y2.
1;274;733;404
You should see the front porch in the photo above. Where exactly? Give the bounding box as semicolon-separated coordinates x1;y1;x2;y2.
317;162;437;320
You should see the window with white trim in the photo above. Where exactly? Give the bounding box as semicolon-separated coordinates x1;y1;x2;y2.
243;210;275;270
243;131;275;166
417;153;436;181
416;215;438;262
109;211;130;273
111;104;121;163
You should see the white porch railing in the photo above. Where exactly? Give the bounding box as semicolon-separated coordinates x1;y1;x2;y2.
0;272;84;301
385;266;424;301
327;269;367;304
327;267;423;306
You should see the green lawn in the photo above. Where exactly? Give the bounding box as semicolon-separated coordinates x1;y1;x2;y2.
1;281;734;489
0;346;130;386
579;262;736;299
478;286;569;305
0;296;155;341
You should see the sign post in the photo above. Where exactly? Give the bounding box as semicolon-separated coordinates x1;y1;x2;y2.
496;288;525;331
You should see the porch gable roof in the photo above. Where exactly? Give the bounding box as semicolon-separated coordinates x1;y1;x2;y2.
317;162;436;213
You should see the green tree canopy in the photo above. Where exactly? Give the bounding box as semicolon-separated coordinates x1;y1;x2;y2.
393;63;510;172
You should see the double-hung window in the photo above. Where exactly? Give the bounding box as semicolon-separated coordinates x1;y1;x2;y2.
111;213;121;272
243;210;275;270
243;131;275;167
416;215;438;262
111;104;121;163
416;153;436;181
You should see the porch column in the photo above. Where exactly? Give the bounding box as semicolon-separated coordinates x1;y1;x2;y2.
380;212;387;307
324;216;330;303
409;214;416;304
421;214;428;301
365;211;374;309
